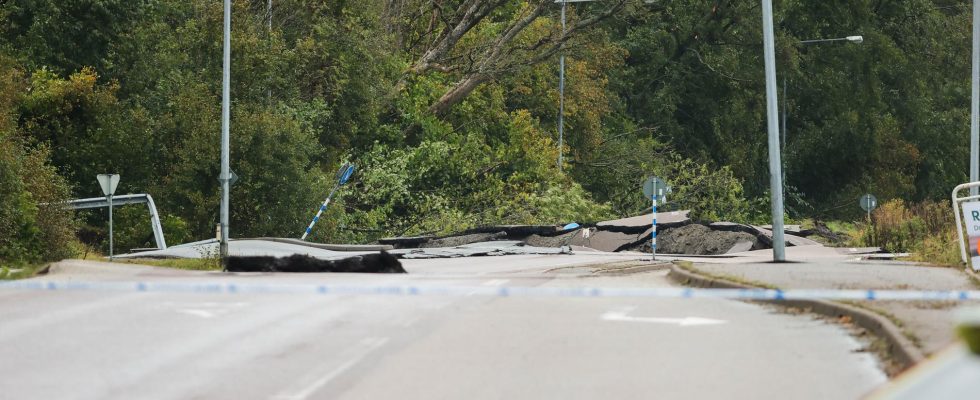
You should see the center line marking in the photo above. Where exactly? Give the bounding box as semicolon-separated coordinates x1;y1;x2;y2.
273;337;389;400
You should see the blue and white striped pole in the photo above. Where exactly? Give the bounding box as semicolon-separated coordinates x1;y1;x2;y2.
301;185;339;240
301;164;355;240
651;191;658;262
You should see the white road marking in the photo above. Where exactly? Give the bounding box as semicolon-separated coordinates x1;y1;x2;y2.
161;301;249;307
601;307;726;326
166;301;249;318
177;309;216;319
467;278;511;296
272;337;389;400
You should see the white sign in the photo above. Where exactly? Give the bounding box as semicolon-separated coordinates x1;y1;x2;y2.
962;201;980;269
97;174;120;196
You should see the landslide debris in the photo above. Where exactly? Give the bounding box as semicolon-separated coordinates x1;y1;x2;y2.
377;210;842;256
632;224;762;255
227;251;405;273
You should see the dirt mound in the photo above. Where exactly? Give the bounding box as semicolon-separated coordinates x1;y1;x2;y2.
421;231;507;248
525;230;579;248
797;221;848;246
635;224;762;255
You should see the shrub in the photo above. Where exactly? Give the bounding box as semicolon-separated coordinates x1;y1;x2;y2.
0;58;77;267
856;199;960;266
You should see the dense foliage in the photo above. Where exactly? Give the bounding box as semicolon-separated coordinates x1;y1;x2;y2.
0;0;974;262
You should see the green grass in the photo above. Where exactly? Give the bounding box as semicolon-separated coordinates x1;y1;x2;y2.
0;262;49;280
79;246;222;271
116;257;222;271
673;261;779;290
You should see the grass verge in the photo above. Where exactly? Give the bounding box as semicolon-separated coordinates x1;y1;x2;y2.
0;262;49;280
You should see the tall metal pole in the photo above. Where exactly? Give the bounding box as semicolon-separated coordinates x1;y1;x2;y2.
558;1;566;172
781;76;787;155
267;0;273;102
220;0;231;262
972;0;979;195
108;194;114;261
781;75;787;205
761;0;786;261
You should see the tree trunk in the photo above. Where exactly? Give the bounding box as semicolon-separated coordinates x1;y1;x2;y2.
428;73;489;117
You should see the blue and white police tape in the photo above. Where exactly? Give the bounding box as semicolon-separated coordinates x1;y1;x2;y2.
2;280;980;301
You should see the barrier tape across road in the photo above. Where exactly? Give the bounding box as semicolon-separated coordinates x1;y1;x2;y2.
2;280;980;301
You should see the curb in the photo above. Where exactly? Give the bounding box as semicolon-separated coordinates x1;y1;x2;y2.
963;267;980;288
667;263;925;372
593;262;671;276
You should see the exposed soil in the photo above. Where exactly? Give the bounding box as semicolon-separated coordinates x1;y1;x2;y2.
633;224;761;255
420;231;507;248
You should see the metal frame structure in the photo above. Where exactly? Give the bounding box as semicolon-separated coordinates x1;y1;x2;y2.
67;194;168;251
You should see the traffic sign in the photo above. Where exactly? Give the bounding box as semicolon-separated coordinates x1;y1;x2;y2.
641;176;671;262
97;174;120;261
301;163;356;240
97;174;119;196
962;201;980;268
642;177;670;199
860;194;878;212
217;170;239;186
337;164;355;185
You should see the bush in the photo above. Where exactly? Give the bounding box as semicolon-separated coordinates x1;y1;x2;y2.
0;59;77;267
0;134;77;265
856;199;960;266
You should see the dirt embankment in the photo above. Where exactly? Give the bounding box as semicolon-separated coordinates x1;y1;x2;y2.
632;224;762;255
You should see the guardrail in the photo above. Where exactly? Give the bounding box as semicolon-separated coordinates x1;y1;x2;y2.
66;194;167;250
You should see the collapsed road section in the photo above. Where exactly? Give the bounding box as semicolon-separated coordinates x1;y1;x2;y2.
381;210;830;256
114;210;847;272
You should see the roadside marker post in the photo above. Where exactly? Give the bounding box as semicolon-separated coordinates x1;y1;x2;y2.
301;163;355;240
652;193;657;261
97;174;120;261
860;194;878;222
860;193;878;246
642;177;671;262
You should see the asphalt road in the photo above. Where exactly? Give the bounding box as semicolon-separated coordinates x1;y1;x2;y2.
0;255;886;399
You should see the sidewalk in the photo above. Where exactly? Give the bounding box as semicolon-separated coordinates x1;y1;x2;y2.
665;245;979;372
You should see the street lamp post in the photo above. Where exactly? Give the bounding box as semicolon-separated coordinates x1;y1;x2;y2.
761;0;786;261
219;0;231;264
973;0;979;196
781;35;863;202
556;0;596;172
799;35;864;45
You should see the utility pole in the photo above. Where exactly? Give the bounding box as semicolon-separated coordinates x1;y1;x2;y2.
761;0;786;261
782;35;862;206
219;0;231;263
555;0;597;172
558;0;566;171
267;0;273;102
972;0;979;194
